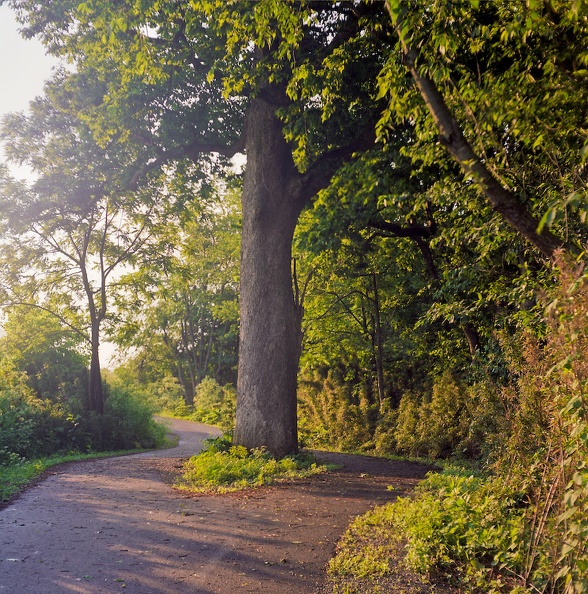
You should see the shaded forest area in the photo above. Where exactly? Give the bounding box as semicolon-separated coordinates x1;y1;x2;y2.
1;1;588;591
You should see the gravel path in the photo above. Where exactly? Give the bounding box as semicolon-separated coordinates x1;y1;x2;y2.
0;418;436;594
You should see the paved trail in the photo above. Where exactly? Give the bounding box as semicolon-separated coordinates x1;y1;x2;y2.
0;418;432;594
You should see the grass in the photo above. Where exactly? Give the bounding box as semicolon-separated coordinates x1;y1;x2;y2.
177;435;332;493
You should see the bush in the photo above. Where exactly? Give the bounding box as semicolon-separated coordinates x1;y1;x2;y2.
493;256;588;593
393;373;470;458
80;381;166;451
298;369;376;451
179;435;326;493
143;374;189;416
394;470;533;591
329;467;534;592
0;358;87;462
189;377;236;432
1;360;166;461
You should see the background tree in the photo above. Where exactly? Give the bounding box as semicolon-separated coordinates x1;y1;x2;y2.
0;83;172;413
112;184;241;404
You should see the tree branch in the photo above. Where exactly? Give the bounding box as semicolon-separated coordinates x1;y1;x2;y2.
384;1;567;259
368;217;435;240
127;135;246;190
0;300;90;345
294;126;376;206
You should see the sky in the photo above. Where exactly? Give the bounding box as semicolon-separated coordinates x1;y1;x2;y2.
0;5;59;179
0;5;58;119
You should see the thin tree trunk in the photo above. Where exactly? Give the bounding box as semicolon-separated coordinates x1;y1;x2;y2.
178;360;194;406
371;272;386;406
461;323;481;356
88;319;104;414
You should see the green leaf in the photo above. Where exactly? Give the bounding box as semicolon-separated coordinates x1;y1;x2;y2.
538;206;558;232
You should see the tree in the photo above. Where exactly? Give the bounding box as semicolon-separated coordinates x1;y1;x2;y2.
379;0;588;258
0;83;172;413
294;146;472;415
113;185;241;403
0;305;88;408
4;0;386;455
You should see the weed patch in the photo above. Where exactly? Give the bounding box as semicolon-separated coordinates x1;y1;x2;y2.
178;436;328;493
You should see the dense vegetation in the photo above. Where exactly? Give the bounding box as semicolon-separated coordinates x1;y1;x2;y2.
0;317;166;502
0;310;165;459
1;0;587;591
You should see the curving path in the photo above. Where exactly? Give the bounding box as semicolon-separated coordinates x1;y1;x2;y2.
0;418;434;593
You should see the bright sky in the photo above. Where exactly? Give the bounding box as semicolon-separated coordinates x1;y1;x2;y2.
0;5;58;117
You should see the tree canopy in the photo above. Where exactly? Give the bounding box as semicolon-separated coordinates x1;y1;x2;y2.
2;0;588;589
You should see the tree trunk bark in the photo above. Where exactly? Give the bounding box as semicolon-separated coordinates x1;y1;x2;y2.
234;96;305;458
88;319;104;414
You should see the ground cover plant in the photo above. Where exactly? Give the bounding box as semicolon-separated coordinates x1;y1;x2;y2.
178;435;329;493
327;466;527;593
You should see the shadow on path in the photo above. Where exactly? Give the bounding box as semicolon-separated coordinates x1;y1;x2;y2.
0;418;433;594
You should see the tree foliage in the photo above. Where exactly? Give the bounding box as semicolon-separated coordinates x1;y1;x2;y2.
0;81;175;413
0;307;88;408
112;183;241;403
379;0;588;255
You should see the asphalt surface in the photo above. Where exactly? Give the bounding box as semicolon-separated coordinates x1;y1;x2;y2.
0;418;432;594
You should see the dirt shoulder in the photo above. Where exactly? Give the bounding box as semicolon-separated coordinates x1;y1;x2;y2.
0;418;443;594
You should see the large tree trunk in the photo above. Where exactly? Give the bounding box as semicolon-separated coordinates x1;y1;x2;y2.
234;96;305;458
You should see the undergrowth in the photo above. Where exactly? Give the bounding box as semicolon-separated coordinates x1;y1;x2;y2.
329;256;588;593
178;435;329;493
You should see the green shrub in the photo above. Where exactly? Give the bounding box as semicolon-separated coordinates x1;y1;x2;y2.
189;377;236;432
499;257;588;593
81;381;166;451
328;503;403;579
0;358;87;461
179;436;326;493
371;399;398;455
1;357;166;462
393;373;470;458
330;467;535;592
298;369;375;451
143;374;189;416
393;470;531;590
